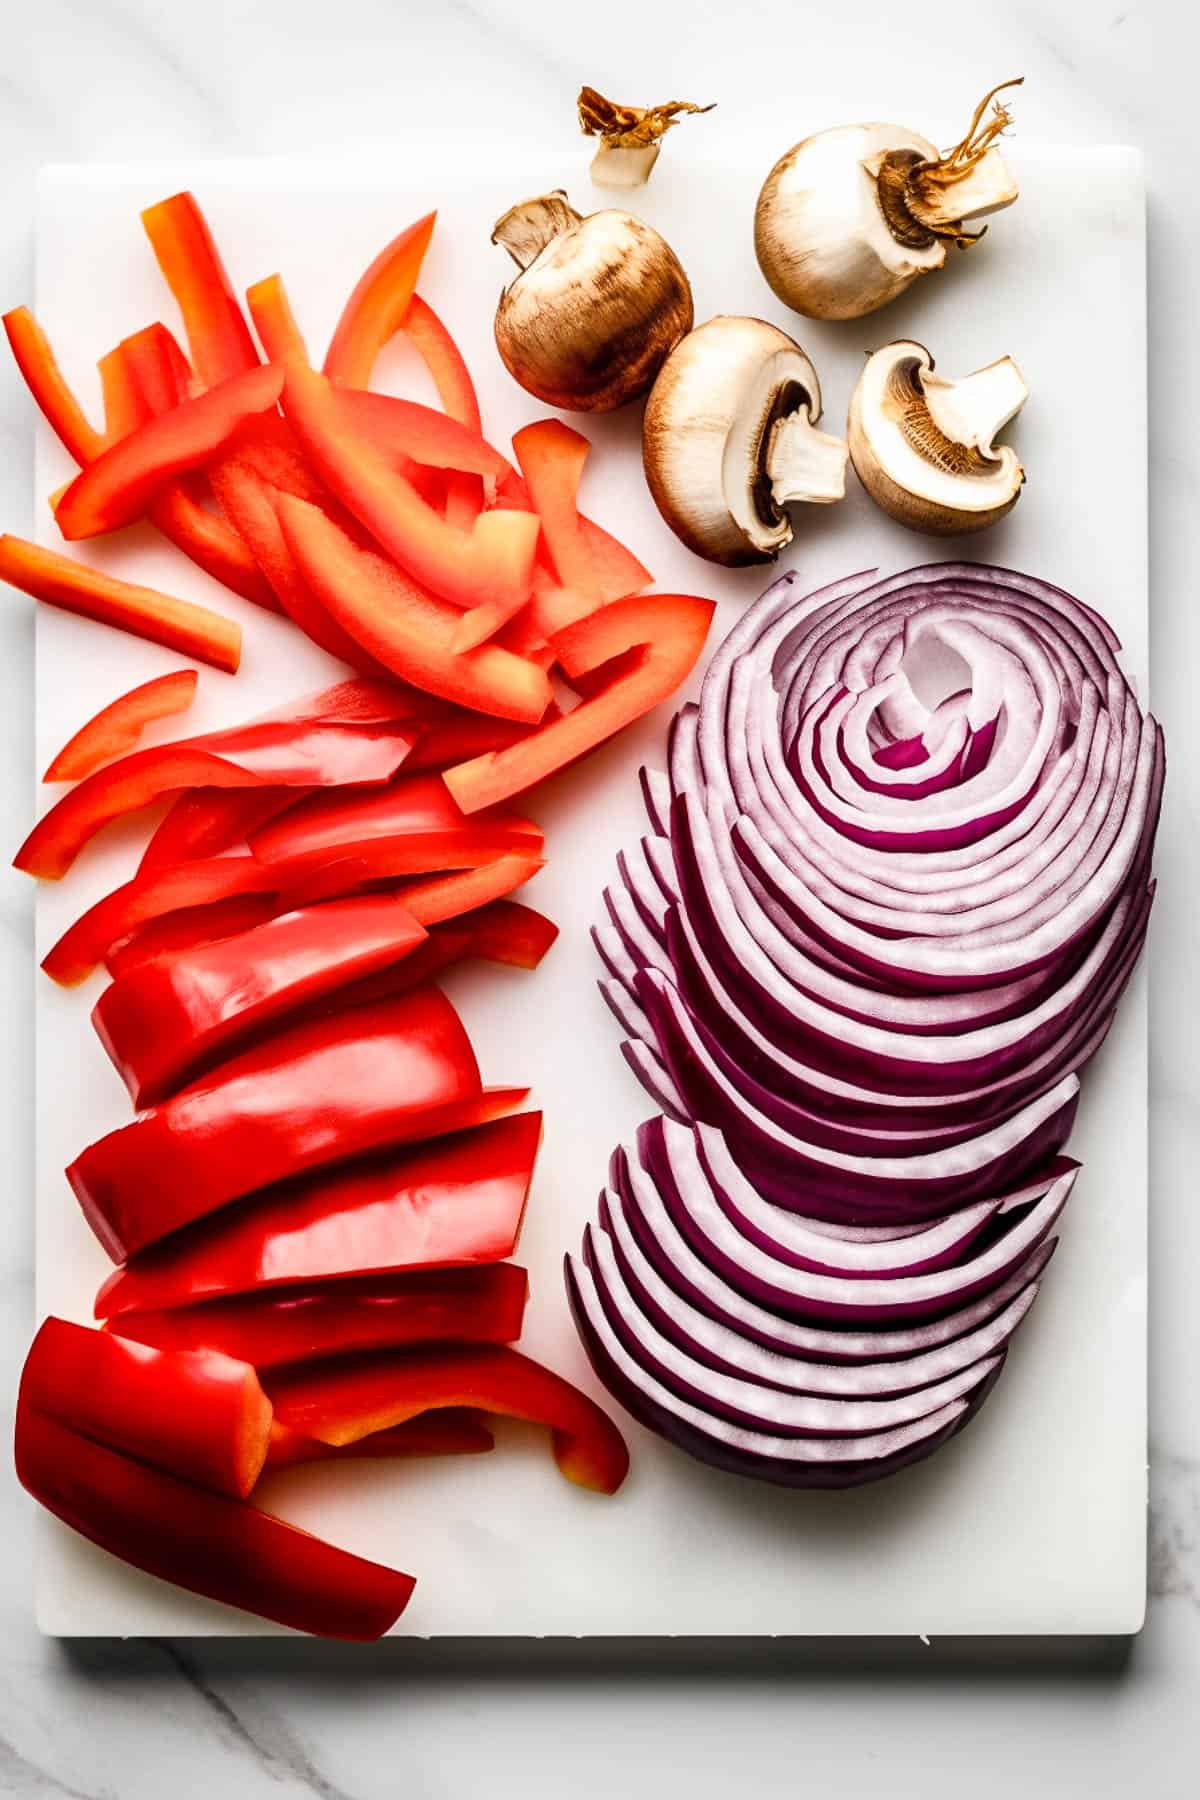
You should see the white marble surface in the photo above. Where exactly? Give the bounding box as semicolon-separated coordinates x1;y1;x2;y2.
0;0;1195;1791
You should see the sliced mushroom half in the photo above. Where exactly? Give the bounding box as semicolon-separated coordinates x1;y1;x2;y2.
849;340;1027;535
642;316;849;567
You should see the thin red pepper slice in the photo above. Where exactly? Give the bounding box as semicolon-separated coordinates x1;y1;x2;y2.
3;305;107;462
15;721;417;879
267;1344;630;1495
266;1412;494;1469
512;419;601;601
282;364;538;617
390;852;546;926
0;533;241;673
264;673;450;725
246;273;310;364
497;469;652;611
95;1113;542;1317
43;670;198;782
16;1400;415;1638
338;390;509;481
444;592;716;813
22;1316;272;1499
140;192;260;387
276;493;551;724
138;786;304;875
69;985;496;1261
403;708;557;774
106;893;282;979
324;212;437;389
403;295;481;429
248;769;540;867
103;1265;529;1364
94;894;429;1106
55;362;285;539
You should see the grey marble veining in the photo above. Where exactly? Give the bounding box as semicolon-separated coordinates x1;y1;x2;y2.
0;0;1196;1793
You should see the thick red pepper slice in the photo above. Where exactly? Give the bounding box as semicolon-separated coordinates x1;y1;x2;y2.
444;592;715;813
402;708;557;774
3;305;107;461
55;363;286;539
275;494;551;724
495;470;651;611
266;674;450;726
246;273;310;365
401;298;485;531
140;192;260;388
103;1264;529;1363
267;1344;630;1495
0;534;241;673
16;1400;415;1638
138;787;304;875
266;1412;493;1469
94;893;429;1106
22;1316;272;1499
68;985;508;1261
43;670;198;782
281;364;538;617
337;390;509;481
323;212;437;389
15;721;417;879
248;769;540;867
106;892;282;978
94;1111;542;1316
513;419;602;602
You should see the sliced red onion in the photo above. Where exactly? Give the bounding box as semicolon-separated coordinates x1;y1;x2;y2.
620;1040;689;1124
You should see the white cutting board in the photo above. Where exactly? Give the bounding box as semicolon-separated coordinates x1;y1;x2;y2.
29;143;1147;1636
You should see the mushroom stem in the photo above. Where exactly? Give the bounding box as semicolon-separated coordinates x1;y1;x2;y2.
906;148;1020;232
766;410;850;508
590;142;662;188
920;356;1028;453
491;193;582;272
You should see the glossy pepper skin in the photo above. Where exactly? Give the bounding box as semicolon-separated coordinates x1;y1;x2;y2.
246;273;310;365
15;1400;415;1639
21;1316;272;1499
248;770;541;868
67;986;529;1263
323;212;437;389
267;1344;630;1496
43;670;198;783
103;1264;530;1364
3;305;108;461
93;894;429;1106
140;192;260;388
265;1412;494;1469
94;1113;543;1317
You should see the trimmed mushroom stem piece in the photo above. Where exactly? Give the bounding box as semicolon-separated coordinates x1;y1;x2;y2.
848;340;1027;536
577;87;715;189
643;316;849;567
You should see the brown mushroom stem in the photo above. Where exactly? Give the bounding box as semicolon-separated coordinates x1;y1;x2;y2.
870;79;1022;248
767;411;850;508
491;193;581;271
920;356;1028;452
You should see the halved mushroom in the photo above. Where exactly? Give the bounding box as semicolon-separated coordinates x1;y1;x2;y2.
642;316;849;567
848;341;1027;535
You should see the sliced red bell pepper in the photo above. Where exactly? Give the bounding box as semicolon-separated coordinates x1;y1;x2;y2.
94;1113;541;1316
281;364;538;617
138;786;304;875
43;670;198;782
94;894;429;1106
266;673;450;726
148;479;281;611
0;534;241;673
106;892;282;979
403;709;556;774
113;321;195;413
497;469;652;610
323;212;437;389
15;721;417;879
265;1412;494;1469
16;1400;414;1638
103;1265;529;1362
337;390;509;481
403;295;481;430
3;305;107;462
98;348;151;441
393;852;546;926
22;1316;272;1499
267;1344;630;1495
248;769;540;866
141;192;260;388
512;419;600;601
69;985;501;1261
55;363;286;539
246;273;310;365
444;592;715;813
275;494;551;724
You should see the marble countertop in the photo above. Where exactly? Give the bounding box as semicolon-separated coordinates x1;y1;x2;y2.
0;0;1194;1794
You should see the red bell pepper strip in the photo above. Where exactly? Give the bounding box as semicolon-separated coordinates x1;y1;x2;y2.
148;479;281;612
55;363;286;539
69;985;494;1261
275;494;551;724
323;212;437;389
15;722;417;880
512;419;602;601
497;469;652;610
15;1399;415;1638
43;670;198;782
95;1113;542;1317
267;1344;630;1495
248;770;541;867
102;1265;529;1362
393;852;546;926
403;296;481;429
98;348;151;441
452;589;531;653
265;673;450;726
403;709;557;774
138;786;304;875
246;273;310;365
445;592;715;813
0;534;241;674
22;1317;272;1499
94;894;429;1106
106;893;282;979
113;321;195;413
265;1412;493;1468
337;390;509;481
141;192;260;388
281;364;538;617
3;306;107;462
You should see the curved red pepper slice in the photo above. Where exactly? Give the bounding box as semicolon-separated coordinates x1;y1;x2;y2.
138;787;304;875
249;770;540;866
95;1112;542;1316
43;670;198;783
403;296;481;429
140;192;260;388
337;390;509;481
267;1344;630;1495
102;1265;529;1364
390;852;546;926
403;708;557;774
246;273;310;365
444;592;715;813
94;894;429;1106
16;1401;414;1638
3;305;107;462
105;892;282;979
266;1413;493;1469
324;212;437;389
67;985;510;1262
22;1316;272;1499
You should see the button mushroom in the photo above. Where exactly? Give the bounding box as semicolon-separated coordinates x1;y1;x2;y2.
848;340;1028;535
642;316;849;567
